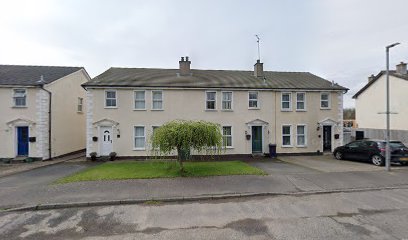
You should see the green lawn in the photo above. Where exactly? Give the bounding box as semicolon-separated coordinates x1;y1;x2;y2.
56;161;266;183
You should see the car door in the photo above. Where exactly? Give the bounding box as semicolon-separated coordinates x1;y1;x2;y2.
343;141;361;160
342;141;361;160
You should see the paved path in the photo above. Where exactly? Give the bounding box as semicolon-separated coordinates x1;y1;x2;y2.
278;154;405;172
1;157;408;210
2;188;408;239
0;152;85;178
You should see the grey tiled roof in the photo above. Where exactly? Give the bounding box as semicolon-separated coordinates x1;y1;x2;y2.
352;70;408;99
0;65;83;86
84;67;348;91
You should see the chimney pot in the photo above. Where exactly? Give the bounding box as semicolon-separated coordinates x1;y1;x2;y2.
181;57;184;61
368;74;375;82
396;62;407;75
186;56;189;61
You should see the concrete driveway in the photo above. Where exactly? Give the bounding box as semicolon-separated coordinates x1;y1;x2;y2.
278;154;405;173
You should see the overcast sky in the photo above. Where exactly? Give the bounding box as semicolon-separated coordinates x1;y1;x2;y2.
1;0;407;107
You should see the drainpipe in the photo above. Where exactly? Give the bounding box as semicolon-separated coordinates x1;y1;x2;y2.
37;76;52;160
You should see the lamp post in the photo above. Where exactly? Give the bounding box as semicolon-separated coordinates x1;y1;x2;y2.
385;42;400;171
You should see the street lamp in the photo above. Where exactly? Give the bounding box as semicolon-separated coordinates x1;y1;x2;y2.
385;42;400;171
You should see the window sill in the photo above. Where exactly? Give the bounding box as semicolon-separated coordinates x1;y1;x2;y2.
248;108;260;110
224;146;234;149
296;109;307;112
320;108;331;110
133;109;147;111
281;145;293;148
221;109;233;112
281;109;292;112
77;111;83;114
151;109;164;111
104;107;118;109
296;145;307;148
205;109;217;112
133;148;146;151
12;106;27;108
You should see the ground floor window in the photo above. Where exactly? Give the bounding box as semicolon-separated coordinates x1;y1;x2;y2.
282;125;292;147
222;126;232;148
134;126;145;150
296;125;306;146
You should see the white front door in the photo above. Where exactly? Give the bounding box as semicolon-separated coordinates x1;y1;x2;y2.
100;126;113;156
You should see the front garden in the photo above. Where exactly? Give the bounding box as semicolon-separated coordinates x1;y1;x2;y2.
56;160;266;184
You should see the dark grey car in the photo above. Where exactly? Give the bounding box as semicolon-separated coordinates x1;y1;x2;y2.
333;139;408;166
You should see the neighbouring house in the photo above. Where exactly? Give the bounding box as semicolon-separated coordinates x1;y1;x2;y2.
0;65;90;160
353;62;408;142
83;57;348;158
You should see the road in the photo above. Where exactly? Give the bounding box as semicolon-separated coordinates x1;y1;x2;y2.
1;188;408;239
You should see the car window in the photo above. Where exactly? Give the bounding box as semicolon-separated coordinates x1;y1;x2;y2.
365;141;377;147
347;142;361;148
390;142;406;148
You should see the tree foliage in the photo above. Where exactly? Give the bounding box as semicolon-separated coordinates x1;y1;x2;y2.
343;108;355;120
151;120;223;170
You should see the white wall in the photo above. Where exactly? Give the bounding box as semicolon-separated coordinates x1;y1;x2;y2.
86;88;343;157
355;75;408;130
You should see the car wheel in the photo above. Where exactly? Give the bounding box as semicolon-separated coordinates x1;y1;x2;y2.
371;154;384;166
334;151;343;160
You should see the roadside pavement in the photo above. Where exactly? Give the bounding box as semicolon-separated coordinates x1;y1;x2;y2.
1;156;408;211
0;152;85;178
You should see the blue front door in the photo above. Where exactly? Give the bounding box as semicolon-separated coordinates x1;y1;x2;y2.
17;126;29;156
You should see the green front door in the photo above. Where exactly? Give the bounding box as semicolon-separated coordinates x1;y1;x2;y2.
252;126;262;153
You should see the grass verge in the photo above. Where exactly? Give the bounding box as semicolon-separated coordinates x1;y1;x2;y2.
56;160;266;184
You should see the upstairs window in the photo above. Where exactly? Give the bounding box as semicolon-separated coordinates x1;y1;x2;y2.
248;91;258;109
296;92;306;111
222;91;232;110
77;97;83;112
206;91;216;110
134;91;145;110
320;92;331;109
105;90;117;108
281;92;291;111
13;89;26;107
152;91;163;110
222;126;233;148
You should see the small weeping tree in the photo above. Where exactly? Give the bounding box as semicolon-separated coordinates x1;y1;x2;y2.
151;120;223;172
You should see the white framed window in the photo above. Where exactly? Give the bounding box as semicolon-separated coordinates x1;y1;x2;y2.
222;126;233;148
282;125;292;147
248;91;259;109
281;92;291;111
13;89;26;107
320;92;331;109
77;97;83;112
134;126;145;150
134;91;146;110
206;91;216;110
105;90;117;108
221;91;233;110
296;125;307;147
296;92;306;111
152;90;163;110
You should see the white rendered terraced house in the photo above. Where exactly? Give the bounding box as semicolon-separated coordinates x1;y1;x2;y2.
0;65;90;160
83;57;348;158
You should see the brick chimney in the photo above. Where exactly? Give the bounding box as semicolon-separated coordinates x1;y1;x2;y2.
179;56;191;76
368;74;375;82
396;62;407;75
254;60;263;77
